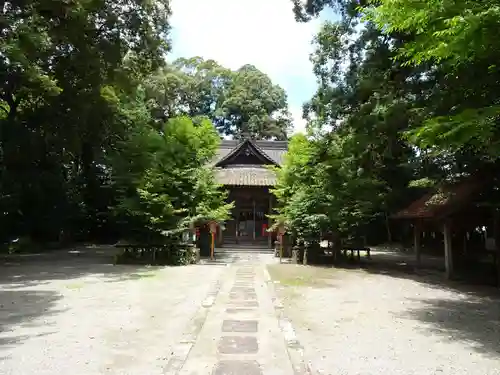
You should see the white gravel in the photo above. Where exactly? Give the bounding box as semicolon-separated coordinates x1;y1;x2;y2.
274;267;500;375
0;253;225;375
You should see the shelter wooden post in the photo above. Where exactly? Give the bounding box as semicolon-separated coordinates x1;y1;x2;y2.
413;220;422;266
268;194;272;249
493;208;500;287
443;219;454;279
252;199;256;241
235;207;239;244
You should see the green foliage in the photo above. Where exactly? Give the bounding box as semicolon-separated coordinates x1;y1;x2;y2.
408;178;436;189
0;2;246;253
0;0;171;245
283;0;500;246
281;1;431;243
364;0;500;156
273;133;385;241
111;115;232;243
114;243;199;266
144;57;292;139
365;0;500;65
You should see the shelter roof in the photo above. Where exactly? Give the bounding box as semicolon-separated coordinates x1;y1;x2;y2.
392;177;483;220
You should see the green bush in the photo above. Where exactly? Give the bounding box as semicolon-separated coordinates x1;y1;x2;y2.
114;243;199;266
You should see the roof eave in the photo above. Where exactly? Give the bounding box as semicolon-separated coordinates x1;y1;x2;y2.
214;139;278;167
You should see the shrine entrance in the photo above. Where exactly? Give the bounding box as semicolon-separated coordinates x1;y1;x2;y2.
220;186;276;249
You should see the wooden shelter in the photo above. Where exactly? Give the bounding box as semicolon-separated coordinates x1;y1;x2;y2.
392;177;492;279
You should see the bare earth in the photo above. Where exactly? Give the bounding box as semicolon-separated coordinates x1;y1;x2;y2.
268;263;500;375
0;247;225;375
3;247;500;375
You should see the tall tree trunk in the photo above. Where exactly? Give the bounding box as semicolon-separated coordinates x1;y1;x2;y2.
385;211;393;243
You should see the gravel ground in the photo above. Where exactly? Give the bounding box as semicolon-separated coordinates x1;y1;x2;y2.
269;264;500;375
0;247;225;375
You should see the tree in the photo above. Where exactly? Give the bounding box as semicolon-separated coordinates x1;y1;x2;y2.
144;57;232;124
272;0;431;244
273;132;383;242
110;113;232;242
0;0;171;244
144;57;292;139
215;64;292;139
365;0;500;157
285;0;500;246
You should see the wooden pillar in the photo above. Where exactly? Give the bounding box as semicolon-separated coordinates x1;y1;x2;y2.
493;209;500;287
252;199;256;241
462;231;467;257
443;219;454;279
219;222;224;247
235;208;239;244
268;194;272;249
414;220;422;266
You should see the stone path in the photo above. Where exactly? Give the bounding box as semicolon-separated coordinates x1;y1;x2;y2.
165;253;299;375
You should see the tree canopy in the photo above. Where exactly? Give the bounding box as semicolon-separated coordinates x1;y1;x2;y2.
5;0;499;255
144;57;292;139
274;0;500;243
0;1;234;251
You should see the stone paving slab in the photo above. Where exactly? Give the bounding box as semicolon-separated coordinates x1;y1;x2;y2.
225;308;257;315
213;360;263;375
227;300;259;308
218;336;259;354
222;319;259;333
229;292;258;300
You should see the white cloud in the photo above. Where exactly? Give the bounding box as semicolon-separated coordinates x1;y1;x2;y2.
169;0;321;134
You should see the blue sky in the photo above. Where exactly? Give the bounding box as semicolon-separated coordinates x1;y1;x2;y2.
168;0;332;134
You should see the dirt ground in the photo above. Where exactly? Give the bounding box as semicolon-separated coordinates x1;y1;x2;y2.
0;246;225;375
268;263;500;375
3;246;500;375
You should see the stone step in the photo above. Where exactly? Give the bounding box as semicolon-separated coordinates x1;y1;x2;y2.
217;249;273;254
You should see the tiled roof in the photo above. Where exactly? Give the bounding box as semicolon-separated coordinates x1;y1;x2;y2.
215;166;277;186
215;139;287;165
392;178;483;219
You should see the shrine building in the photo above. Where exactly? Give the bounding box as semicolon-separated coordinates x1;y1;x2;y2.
212;138;288;249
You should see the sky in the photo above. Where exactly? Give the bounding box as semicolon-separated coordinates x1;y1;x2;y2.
168;0;331;134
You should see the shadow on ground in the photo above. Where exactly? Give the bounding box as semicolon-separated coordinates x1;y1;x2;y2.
304;253;500;357
309;246;499;295
399;296;500;357
0;245;161;288
0;245;165;357
0;289;63;359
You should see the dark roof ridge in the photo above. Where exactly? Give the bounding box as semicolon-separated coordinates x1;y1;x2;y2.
219;139;288;150
214;139;277;167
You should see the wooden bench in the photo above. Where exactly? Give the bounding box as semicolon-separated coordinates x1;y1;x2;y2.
115;243;171;263
115;242;199;264
341;246;371;261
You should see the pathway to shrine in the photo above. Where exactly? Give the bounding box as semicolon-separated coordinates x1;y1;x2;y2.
164;252;307;375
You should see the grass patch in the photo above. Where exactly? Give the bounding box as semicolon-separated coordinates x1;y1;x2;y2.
66;282;85;290
126;272;157;280
267;264;338;288
111;269;161;282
